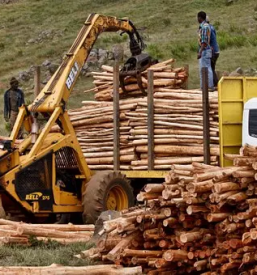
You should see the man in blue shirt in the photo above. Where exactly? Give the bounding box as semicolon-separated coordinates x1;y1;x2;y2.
197;11;214;90
206;16;220;87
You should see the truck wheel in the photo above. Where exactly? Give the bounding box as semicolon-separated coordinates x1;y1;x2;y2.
82;171;134;224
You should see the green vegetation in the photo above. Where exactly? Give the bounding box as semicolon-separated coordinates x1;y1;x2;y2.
0;0;256;82
0;240;93;266
0;0;256;265
0;0;256;134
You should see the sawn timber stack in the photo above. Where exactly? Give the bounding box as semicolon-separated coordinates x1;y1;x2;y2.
81;144;257;274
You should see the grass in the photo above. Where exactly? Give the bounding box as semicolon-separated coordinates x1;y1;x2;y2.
0;0;256;266
0;0;256;129
0;240;93;266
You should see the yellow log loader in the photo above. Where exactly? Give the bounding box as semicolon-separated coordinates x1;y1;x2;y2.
0;14;154;223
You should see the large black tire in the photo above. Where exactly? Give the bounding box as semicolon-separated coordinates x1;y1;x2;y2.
82;171;134;224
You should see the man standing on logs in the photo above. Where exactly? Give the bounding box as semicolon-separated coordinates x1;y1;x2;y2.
4;77;25;130
206;16;220;88
197;11;214;91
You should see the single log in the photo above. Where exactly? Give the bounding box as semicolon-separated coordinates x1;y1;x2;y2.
135;145;219;156
163;217;177;227
242;232;252;245
143;241;158;249
187;182;213;194
154;258;176;269
106;231;139;262
186;205;209;215
215;191;239;203
223;222;245;233
0;265;143;275
227;192;248;204
97;236;122;251
137;192;160;201
88;165;131;170
0;219;95;232
131;257;148;265
243;246;256;253
122;249;163;258
213;182;240;193
220;262;240;273
237;211;255;221
186;197;204;204
194;259;208;271
86;155;136;165
0;236;28;245
163;249;188;262
250;230;257;240
17;225;92;239
144;184;164;193
243;252;255;264
206;213;230;222
180;231;202;243
83;148;134;158
0;228;22;237
161;208;174;217
159;239;176;249
233;170;255;178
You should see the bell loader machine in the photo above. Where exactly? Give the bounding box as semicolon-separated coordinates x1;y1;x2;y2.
0;14;153;223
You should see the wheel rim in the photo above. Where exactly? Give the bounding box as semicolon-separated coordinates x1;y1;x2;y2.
106;185;129;211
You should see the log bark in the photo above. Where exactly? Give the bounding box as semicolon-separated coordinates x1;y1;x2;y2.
163;249;188;261
0;265;143;275
135;145;219;156
107;231;139;262
17;226;92;240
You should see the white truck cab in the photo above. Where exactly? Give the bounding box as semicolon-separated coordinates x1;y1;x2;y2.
243;98;257;146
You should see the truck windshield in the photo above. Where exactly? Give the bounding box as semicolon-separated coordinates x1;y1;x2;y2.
249;109;257;138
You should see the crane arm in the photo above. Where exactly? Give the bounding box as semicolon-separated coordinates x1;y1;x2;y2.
29;13;145;113
0;14;153;215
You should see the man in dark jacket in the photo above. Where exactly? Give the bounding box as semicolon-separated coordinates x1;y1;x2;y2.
4;77;25;129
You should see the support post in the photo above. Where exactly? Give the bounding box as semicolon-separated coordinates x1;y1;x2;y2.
202;67;210;164
183;64;189;90
113;44;124;63
34;66;41;99
147;70;154;170
113;62;120;171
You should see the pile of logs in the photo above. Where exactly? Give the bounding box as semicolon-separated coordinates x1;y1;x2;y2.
81;144;257;274
66;90;219;170
0;219;94;245
62;58;220;170
84;59;188;101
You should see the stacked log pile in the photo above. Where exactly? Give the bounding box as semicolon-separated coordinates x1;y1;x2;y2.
0;219;94;245
84;59;188;101
67;90;219;170
82;144;257;274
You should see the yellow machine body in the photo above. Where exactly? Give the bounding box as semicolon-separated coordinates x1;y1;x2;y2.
0;14;147;217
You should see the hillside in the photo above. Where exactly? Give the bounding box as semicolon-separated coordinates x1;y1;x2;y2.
0;0;257;133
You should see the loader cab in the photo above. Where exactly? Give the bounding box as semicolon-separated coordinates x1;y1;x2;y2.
243;98;257;146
